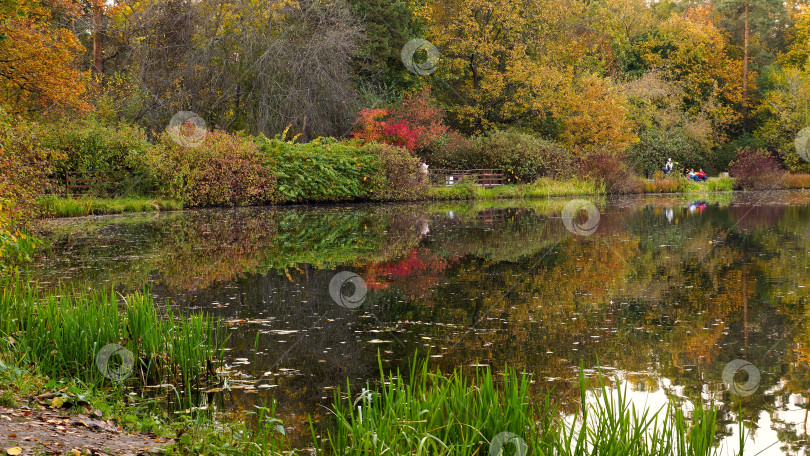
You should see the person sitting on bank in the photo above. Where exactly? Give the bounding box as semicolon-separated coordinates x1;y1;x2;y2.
696;169;708;181
687;169;700;182
662;158;674;175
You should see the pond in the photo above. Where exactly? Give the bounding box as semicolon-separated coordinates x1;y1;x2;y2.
30;191;810;455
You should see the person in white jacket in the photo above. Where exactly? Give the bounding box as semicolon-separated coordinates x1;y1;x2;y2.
663;158;673;175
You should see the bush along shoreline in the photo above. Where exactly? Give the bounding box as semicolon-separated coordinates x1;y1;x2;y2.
4;112;810;223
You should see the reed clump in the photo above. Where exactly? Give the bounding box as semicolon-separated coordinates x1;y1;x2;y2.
0;284;223;392
324;357;739;456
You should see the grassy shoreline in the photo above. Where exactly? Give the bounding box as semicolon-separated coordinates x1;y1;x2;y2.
38;195;183;218
36;174;810;219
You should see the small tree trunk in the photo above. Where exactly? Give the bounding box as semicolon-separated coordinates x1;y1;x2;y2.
92;0;104;74
742;0;749;132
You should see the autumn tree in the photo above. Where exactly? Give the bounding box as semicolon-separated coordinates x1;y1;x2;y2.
0;0;90;114
419;0;637;155
782;4;810;69
631;6;747;142
753;5;810;172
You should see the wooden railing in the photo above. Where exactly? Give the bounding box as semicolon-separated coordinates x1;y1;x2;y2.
64;171;125;195
429;169;505;188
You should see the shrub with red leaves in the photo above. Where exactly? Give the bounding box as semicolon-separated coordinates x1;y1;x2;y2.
352;108;389;145
352;89;450;154
579;151;644;194
388;88;449;151
729;148;785;190
380;120;419;151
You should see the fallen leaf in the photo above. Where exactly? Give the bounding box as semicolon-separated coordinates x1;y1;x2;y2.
5;448;22;456
51;397;65;409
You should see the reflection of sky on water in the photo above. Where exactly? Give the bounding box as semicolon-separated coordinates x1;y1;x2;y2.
597;374;790;456
29;191;810;454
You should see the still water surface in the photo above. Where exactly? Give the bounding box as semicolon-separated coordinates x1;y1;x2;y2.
30;191;810;454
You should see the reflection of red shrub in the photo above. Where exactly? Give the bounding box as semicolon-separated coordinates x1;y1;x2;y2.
383;249;424;277
365;248;449;294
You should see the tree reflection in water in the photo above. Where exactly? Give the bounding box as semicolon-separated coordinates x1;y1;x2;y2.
30;192;810;454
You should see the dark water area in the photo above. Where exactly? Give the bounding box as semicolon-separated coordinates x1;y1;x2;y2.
29;191;810;454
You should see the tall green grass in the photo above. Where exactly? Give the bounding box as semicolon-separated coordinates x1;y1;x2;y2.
429;178;604;200
38;196;183;218
643;176;735;194
325;357;740;456
682;176;735;193
0;284;223;393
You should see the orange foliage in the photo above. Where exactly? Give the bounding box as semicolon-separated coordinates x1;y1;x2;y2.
0;0;91;114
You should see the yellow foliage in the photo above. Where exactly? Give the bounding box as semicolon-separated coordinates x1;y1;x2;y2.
0;0;91;114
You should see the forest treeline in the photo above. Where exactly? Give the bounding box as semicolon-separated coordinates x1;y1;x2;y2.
3;0;809;161
1;0;810;232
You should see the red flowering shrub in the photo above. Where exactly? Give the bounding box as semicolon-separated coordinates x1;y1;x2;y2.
729;148;785;190
352;108;389;144
380;120;419;151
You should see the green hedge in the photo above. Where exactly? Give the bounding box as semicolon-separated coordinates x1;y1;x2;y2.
256;137;382;203
131;133;427;206
430;130;574;183
38;118;152;196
